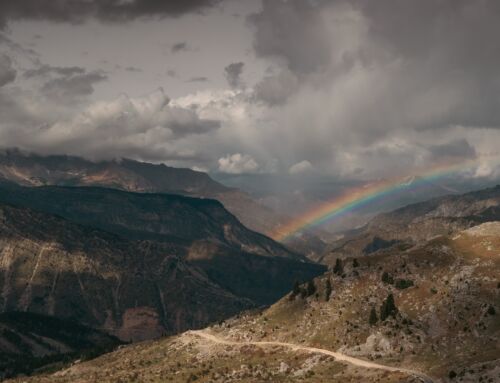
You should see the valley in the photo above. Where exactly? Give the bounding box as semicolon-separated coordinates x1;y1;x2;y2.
0;154;498;382
5;220;499;382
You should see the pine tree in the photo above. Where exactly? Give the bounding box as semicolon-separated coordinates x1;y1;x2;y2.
352;258;359;268
290;280;301;300
380;293;398;321
306;280;316;296
333;258;343;275
325;278;332;301
381;271;394;284
369;306;378;325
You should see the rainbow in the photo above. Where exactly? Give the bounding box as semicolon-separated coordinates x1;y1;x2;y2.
270;158;486;241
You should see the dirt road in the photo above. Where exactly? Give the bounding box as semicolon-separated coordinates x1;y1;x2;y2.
188;329;435;383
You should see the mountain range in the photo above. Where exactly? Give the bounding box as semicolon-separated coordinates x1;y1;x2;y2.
0;150;284;236
318;185;500;264
0;150;499;382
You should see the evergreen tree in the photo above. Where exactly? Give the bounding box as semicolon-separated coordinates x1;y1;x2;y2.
369;306;378;325
380;293;398;321
290;280;301;300
352;258;359;268
325;278;332;301
381;271;394;284
333;258;343;275
306;280;316;296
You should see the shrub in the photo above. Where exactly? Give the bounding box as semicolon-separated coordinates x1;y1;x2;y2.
487;305;496;316
394;279;414;290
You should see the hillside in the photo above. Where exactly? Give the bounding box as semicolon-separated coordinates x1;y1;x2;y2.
0;150;285;236
319;185;500;264
13;222;498;382
0;201;324;343
0;182;299;261
0;312;121;380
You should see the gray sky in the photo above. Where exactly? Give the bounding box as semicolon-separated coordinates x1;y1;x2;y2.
1;0;500;181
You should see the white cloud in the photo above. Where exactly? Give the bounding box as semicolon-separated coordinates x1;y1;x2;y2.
218;153;259;174
0;87;220;162
289;160;313;175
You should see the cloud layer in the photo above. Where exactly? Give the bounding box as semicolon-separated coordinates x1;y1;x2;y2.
0;0;499;181
0;0;220;29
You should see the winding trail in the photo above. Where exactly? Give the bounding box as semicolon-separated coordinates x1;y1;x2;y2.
188;330;435;383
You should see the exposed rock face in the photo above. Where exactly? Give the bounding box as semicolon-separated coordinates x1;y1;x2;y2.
0;187;325;342
0;203;251;341
0;311;121;380
321;185;500;263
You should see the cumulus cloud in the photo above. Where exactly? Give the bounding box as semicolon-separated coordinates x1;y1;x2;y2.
0;54;16;87
0;88;220;161
224;62;245;88
218;153;259;174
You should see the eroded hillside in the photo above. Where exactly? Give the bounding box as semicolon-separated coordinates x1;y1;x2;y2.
11;223;499;382
0;202;324;343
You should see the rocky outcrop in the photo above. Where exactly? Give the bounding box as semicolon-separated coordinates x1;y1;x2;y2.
320;185;500;263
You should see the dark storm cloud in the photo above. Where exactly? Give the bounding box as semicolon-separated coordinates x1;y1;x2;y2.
0;0;221;28
224;62;244;88
237;0;500;177
0;54;16;87
248;0;332;74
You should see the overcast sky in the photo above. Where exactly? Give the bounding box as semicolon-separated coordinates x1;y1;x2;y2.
1;0;500;180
